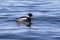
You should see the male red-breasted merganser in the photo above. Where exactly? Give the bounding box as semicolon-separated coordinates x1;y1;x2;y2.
16;13;33;22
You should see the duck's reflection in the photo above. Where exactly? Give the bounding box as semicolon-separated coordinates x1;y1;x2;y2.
26;21;32;27
16;20;32;27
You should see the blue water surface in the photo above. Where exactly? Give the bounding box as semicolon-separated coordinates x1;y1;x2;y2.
0;0;60;40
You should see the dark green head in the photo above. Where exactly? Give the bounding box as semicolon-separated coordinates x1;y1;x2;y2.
28;13;33;17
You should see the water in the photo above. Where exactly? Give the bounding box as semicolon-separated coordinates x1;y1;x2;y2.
0;0;60;40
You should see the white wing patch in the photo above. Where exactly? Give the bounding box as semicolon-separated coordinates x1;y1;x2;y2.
17;18;27;22
20;18;27;20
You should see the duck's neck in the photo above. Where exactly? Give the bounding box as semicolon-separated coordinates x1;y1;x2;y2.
27;15;31;18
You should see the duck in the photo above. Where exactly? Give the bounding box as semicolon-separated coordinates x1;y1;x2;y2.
16;13;33;23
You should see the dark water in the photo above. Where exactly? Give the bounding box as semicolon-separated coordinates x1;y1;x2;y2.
0;0;60;40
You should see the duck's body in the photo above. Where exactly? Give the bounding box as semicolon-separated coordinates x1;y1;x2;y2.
16;13;32;22
17;16;29;22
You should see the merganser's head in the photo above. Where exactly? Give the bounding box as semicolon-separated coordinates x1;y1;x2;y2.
28;13;33;17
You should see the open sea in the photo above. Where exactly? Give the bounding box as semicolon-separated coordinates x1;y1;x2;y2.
0;0;60;40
